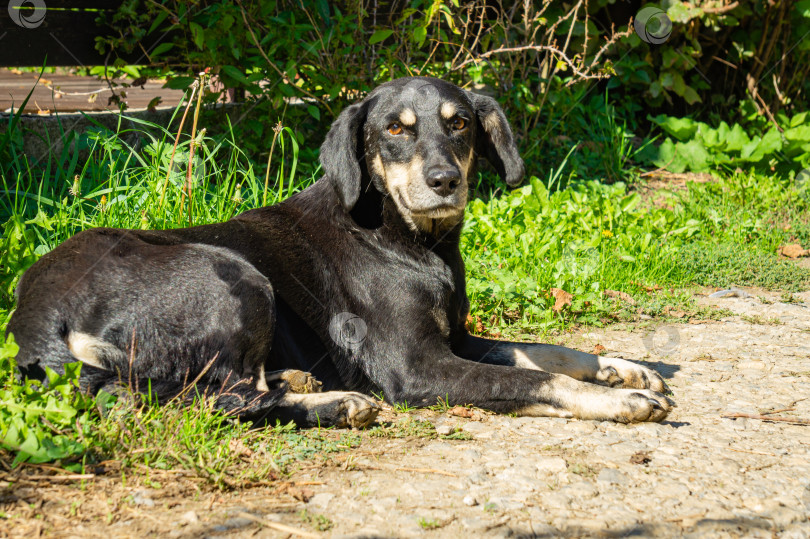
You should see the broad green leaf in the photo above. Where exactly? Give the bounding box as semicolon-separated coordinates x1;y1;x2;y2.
369;29;393;44
725;123;750;152
678;139;711;172
682;86;701;105
413;26;427;45
189;22;205;50
785;125;810;142
221;65;250;86
650;115;699;140
149;43;174;60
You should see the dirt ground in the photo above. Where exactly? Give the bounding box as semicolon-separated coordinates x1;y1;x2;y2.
2;288;810;538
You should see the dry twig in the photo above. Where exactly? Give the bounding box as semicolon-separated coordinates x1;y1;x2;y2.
722;413;810;425
234;511;321;538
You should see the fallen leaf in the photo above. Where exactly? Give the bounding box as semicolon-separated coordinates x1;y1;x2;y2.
592;344;606;355
605;290;636;305
284;485;314;502
662;305;686;318
447;406;486;421
448;406;474;418
779;244;810;258
630;451;652;465
228;439;253;458
549;288;572;312
465;314;484;334
633;282;662;292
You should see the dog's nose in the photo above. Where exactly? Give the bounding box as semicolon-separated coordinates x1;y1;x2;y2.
425;168;461;197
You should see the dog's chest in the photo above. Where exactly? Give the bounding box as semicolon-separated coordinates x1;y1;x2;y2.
366;237;461;336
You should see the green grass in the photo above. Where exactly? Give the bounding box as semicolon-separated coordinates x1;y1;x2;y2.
418;517;442;530
367;417;472;440
462;171;810;335
299;510;334;532
0;352;361;487
678;242;809;291
1;107;809;472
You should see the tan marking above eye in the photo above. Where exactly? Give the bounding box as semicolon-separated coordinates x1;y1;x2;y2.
388;123;403;136
440;102;457;119
399;108;416;126
451;116;466;131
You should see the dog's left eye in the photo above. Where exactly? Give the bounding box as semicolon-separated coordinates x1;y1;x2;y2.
451;117;466;131
388;123;403;136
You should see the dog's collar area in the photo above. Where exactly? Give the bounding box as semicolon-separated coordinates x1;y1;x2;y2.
381;198;463;238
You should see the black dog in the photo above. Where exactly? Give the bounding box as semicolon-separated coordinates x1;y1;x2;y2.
8;77;672;427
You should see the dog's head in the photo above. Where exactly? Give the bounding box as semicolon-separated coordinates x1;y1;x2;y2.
319;77;524;233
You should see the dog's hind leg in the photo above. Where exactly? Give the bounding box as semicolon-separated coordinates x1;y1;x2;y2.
270;391;381;428
78;363;286;421
8;240;285;421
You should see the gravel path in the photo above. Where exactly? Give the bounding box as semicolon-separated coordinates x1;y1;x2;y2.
274;289;810;538
4;289;809;538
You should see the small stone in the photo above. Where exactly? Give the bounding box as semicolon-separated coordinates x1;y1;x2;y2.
131;490;155;507
181;510;199;524
536;457;567;474
308;492;334;509
213;517;253;532
596;468;627;485
466;468;488;484
461;421;493;439
564;421;596;433
436;424;453;435
463;495;477;506
460;517;484;529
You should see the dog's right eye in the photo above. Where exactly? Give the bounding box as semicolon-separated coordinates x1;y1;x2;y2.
387;123;403;136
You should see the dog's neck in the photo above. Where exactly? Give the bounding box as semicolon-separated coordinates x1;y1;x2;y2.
380;196;464;246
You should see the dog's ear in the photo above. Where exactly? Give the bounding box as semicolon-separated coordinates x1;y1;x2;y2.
319;100;369;210
467;92;525;187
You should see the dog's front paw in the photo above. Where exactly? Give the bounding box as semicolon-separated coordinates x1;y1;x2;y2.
595;356;669;393
336;392;381;428
568;382;675;423
612;389;673;423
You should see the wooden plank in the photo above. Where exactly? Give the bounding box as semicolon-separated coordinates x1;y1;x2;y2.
22;0;119;7
0;10;169;67
0;71;186;113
